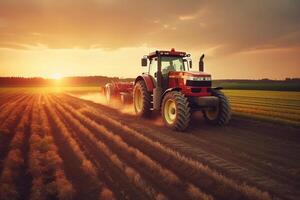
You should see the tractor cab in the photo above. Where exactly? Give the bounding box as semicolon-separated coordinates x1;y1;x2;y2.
141;48;212;97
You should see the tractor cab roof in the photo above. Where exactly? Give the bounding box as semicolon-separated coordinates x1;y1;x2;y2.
147;48;187;59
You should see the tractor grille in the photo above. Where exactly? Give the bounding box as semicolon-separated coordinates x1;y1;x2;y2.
191;88;201;93
186;80;211;87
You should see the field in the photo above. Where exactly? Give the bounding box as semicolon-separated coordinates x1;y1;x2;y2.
212;80;300;91
224;90;300;126
0;88;299;200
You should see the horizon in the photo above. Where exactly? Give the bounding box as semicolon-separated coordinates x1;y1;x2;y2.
0;0;300;79
1;75;299;81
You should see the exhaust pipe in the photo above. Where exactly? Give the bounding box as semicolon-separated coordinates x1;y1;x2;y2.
199;54;205;72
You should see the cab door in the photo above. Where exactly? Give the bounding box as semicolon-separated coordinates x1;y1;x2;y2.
148;58;158;87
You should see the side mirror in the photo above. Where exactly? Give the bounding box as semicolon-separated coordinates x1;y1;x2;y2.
141;58;147;67
189;60;192;69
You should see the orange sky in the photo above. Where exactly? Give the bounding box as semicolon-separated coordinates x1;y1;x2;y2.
0;0;299;79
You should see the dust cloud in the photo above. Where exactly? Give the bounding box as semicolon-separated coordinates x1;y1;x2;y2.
72;92;136;115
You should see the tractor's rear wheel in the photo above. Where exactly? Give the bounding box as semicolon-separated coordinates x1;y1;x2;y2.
133;81;151;117
162;91;191;131
204;89;231;125
105;83;114;103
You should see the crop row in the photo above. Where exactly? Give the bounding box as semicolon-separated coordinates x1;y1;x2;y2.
51;95;212;200
229;98;300;109
0;95;32;134
0;93;25;110
48;96;167;200
230;100;300;113
232;107;300;124
224;90;300;100
62;95;272;200
232;105;299;119
43;95;115;200
0;95;34;200
28;98;74;200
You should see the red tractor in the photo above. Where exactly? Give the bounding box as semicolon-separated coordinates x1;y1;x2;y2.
105;48;231;131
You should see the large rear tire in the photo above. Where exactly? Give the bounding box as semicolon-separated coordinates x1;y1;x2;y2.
204;89;231;125
133;81;152;117
162;91;191;131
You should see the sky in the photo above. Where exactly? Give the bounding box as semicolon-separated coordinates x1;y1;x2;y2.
0;0;299;79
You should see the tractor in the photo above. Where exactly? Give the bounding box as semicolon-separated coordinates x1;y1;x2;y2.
105;48;231;131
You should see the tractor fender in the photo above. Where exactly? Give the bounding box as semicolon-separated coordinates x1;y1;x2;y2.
161;87;181;104
134;75;155;92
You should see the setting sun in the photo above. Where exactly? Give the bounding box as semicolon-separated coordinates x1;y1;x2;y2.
50;73;62;80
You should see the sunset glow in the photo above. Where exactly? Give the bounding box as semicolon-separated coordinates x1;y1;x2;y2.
50;73;62;80
0;0;299;79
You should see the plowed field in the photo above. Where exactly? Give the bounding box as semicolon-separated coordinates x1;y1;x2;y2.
0;90;299;200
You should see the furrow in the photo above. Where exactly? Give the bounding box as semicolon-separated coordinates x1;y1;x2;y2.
49;95;165;200
52;95;213;200
43;95;108;200
61;94;273;200
0;95;35;174
74;102;272;200
0;94;35;200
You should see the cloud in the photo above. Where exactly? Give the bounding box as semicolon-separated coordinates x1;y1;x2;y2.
179;15;196;21
0;0;299;55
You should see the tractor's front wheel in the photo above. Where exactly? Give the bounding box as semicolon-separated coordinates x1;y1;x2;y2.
162;91;191;131
133;81;152;117
204;89;231;125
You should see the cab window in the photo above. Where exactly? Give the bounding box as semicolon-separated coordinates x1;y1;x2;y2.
149;58;158;78
161;57;185;75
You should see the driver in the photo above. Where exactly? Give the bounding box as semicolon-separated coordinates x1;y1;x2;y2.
162;64;175;75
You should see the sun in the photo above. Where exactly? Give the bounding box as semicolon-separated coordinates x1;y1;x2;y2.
50;73;62;80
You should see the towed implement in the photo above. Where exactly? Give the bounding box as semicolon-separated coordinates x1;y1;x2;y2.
104;48;231;131
105;81;134;104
